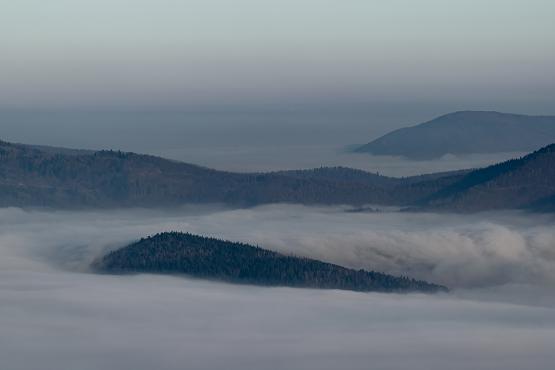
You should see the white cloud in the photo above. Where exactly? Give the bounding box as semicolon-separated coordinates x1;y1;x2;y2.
1;205;555;369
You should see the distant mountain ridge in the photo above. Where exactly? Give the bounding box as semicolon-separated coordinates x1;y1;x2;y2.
93;231;447;293
0;140;465;209
355;111;555;159
1;139;554;212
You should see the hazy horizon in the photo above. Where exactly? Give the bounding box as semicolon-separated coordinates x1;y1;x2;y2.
3;1;554;175
1;106;547;176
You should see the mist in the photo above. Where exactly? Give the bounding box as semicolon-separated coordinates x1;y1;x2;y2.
3;205;555;293
0;108;534;176
1;205;555;370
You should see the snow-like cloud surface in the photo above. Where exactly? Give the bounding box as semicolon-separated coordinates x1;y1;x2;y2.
1;205;554;369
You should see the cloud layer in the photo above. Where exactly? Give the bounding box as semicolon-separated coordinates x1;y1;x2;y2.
1;205;555;369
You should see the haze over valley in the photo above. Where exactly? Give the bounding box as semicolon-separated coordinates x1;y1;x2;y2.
0;108;533;176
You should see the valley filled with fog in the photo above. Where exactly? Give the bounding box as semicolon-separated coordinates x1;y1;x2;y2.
1;205;554;370
0;109;525;177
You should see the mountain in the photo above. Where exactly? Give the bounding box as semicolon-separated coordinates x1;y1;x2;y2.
355;111;555;159
2;138;554;212
421;144;555;211
93;232;447;293
0;140;465;209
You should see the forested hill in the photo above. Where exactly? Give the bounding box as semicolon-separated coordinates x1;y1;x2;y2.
355;111;555;159
422;144;555;211
0;140;464;208
93;232;447;293
2;139;554;212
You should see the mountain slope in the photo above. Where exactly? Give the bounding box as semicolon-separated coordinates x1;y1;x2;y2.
3;139;553;212
422;144;555;211
0;140;464;209
355;111;555;159
93;232;447;293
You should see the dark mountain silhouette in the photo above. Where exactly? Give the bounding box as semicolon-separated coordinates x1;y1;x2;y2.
1;139;554;212
422;144;555;211
93;232;447;293
0;140;465;209
355;111;555;159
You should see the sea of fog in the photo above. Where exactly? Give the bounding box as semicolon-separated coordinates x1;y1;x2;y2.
1;205;555;370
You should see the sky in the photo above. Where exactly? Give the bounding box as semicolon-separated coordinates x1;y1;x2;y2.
1;0;554;110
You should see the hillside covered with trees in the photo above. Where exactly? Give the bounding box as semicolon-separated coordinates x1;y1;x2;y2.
422;144;555;211
0;140;465;208
93;232;447;293
1;139;554;212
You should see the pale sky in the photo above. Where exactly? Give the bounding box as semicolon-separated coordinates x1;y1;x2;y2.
1;0;554;109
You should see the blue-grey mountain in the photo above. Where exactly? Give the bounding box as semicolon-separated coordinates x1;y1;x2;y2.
355;111;555;159
1;139;554;212
0;139;464;208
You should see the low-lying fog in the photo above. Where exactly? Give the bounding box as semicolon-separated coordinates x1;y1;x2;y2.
1;205;554;370
157;145;524;177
